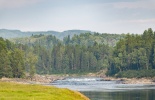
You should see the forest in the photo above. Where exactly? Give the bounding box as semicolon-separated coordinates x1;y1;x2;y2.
106;28;155;78
0;28;155;78
0;38;25;78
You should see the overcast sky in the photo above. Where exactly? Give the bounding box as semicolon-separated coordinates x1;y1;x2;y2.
0;0;155;34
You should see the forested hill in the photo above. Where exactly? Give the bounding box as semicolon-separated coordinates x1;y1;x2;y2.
11;32;125;48
0;29;91;40
64;33;125;47
1;28;155;78
9;32;124;74
11;35;60;49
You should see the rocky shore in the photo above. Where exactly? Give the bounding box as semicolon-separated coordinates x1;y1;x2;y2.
121;78;155;84
0;74;66;84
103;77;155;84
1;73;155;85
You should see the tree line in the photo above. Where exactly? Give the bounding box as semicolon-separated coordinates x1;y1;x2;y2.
106;28;155;78
1;28;155;78
50;43;111;74
0;38;25;78
0;37;38;79
11;33;119;74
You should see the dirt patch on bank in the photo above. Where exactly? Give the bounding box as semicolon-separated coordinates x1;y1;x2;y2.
122;78;155;84
0;74;66;84
103;77;155;84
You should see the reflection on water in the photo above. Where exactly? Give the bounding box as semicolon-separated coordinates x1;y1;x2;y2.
82;90;155;100
51;77;155;100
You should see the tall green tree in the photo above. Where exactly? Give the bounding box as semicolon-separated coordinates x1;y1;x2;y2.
106;28;155;77
0;50;12;78
10;49;25;78
25;52;38;80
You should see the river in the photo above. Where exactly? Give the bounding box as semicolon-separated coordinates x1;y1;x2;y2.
51;77;155;100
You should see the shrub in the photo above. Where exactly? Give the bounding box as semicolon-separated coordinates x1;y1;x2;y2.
116;69;155;78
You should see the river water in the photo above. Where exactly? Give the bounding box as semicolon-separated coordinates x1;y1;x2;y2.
51;77;155;100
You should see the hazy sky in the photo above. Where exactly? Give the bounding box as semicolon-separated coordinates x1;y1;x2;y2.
0;0;155;34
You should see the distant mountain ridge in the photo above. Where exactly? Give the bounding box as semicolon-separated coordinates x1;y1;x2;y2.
0;29;92;39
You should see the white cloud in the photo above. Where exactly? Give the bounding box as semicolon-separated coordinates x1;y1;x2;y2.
117;18;155;24
0;0;154;34
129;19;155;23
113;0;155;9
0;0;43;9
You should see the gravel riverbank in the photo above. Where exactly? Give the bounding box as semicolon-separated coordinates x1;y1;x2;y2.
1;74;155;85
103;77;155;84
0;74;66;84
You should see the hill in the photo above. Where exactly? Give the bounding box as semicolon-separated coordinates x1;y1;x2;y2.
0;29;91;40
11;32;125;48
64;32;125;47
1;28;155;78
9;32;124;74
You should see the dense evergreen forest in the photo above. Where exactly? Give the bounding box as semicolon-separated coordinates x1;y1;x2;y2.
106;28;155;78
0;29;91;39
0;28;155;78
11;33;123;74
0;38;25;78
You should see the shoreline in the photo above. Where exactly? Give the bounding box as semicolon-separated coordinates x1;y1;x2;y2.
103;77;155;84
1;74;155;85
0;81;90;100
0;74;66;84
0;75;90;100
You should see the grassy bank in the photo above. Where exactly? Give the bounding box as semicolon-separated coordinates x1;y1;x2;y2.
0;82;89;100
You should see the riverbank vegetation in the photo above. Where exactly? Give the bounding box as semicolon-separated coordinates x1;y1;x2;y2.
0;82;89;100
106;28;155;78
0;28;155;79
0;38;25;78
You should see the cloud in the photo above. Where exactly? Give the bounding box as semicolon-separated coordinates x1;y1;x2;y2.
0;0;43;9
119;18;155;24
129;19;155;23
112;0;155;9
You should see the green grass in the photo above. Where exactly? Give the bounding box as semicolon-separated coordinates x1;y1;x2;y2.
0;82;89;100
